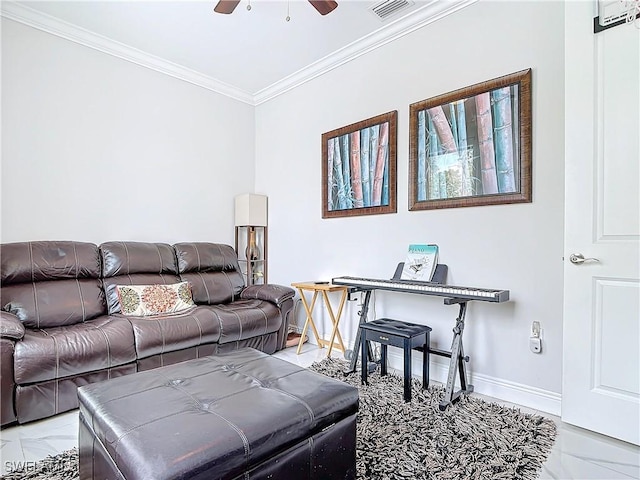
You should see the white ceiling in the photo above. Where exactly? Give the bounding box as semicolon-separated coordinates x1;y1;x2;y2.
2;0;476;104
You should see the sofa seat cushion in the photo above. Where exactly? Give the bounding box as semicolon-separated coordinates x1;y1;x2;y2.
125;306;221;360
14;316;136;385
208;299;281;345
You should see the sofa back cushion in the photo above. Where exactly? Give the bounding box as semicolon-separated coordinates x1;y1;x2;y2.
173;243;244;305
100;242;180;314
0;241;105;328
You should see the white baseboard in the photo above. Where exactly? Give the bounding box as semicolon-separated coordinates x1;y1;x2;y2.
400;353;562;417
306;335;561;417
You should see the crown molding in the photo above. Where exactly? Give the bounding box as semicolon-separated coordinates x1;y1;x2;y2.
253;0;478;105
0;1;256;105
2;0;478;107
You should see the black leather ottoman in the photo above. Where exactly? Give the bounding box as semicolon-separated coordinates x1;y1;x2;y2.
78;348;358;480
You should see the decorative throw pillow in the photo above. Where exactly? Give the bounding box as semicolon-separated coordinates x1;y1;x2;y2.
115;282;195;316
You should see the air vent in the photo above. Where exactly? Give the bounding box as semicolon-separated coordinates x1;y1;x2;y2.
369;0;415;21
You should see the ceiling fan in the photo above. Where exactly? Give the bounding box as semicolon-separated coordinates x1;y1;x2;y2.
214;0;338;16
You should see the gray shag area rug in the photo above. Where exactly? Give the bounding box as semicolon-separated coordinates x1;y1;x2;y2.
310;357;557;480
1;359;556;480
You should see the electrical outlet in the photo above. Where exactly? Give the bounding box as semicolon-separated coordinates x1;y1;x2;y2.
530;337;542;353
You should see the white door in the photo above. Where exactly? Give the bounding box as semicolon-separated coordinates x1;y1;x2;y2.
563;2;640;446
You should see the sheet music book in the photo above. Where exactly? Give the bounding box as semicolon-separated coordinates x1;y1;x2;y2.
400;244;439;282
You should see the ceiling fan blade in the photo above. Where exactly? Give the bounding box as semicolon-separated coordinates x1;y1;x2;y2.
214;0;241;14
308;0;338;15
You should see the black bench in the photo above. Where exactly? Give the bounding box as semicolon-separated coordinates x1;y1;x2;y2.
360;318;431;402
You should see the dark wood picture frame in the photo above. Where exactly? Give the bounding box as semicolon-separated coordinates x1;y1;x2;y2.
322;110;397;219
409;69;532;211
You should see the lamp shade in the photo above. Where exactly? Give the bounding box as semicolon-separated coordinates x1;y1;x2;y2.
235;194;268;226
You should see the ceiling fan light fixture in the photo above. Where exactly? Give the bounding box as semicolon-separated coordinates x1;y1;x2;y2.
213;0;241;14
214;0;337;17
308;0;338;15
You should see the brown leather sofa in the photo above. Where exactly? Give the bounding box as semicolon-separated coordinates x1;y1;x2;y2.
0;241;295;426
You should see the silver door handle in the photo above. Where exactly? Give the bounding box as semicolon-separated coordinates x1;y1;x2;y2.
569;253;600;264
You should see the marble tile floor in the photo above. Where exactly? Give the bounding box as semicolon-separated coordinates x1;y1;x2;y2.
1;344;638;479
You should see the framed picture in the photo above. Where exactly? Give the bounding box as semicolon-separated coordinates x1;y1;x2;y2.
322;111;397;219
409;69;532;211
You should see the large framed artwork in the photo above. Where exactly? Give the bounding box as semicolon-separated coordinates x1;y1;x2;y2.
322;111;397;219
409;69;532;211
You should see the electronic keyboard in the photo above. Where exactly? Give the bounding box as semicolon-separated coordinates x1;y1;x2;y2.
331;275;509;303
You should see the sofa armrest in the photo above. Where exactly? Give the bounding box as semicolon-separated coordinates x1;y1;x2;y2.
240;284;295;307
241;284;296;351
0;311;25;341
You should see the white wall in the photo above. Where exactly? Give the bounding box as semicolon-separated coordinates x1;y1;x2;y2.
1;1;566;413
256;0;565;412
1;19;255;246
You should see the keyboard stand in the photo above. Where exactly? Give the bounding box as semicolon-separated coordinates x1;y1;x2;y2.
344;289;375;374
427;299;474;410
344;263;474;411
